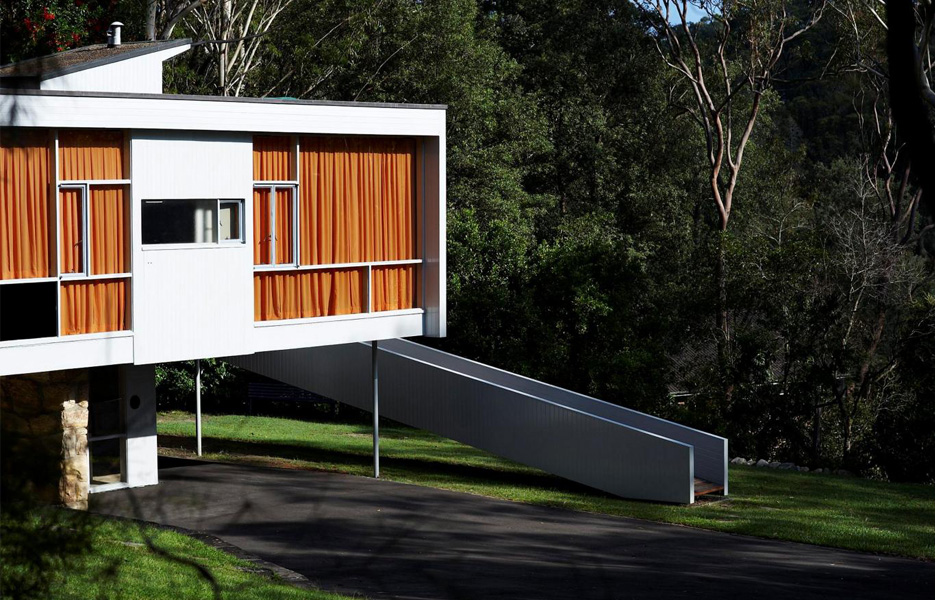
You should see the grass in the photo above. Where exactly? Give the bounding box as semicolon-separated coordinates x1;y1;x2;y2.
157;411;935;560
0;506;356;600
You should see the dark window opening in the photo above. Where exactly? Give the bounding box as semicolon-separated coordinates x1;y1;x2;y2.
142;199;218;245
89;438;122;485
0;282;57;341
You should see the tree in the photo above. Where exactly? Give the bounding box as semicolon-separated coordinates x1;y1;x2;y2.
634;0;827;372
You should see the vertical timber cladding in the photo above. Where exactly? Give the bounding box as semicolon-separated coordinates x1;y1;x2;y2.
0;370;90;509
252;135;419;321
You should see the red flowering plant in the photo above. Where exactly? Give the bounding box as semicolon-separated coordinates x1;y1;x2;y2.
0;0;121;64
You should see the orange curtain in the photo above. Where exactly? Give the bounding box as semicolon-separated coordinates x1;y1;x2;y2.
60;279;128;335
89;186;128;275
59;130;126;180
275;188;294;264
299;137;415;265
1;129;51;279
372;265;416;311
253;269;363;321
253;188;271;264
253;136;294;181
59;188;83;274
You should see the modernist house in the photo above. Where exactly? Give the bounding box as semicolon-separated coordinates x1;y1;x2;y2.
1;32;725;508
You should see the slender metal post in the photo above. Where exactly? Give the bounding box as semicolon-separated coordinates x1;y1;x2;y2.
195;359;202;457
372;340;379;478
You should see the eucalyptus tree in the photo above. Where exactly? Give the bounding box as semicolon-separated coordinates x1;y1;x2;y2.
632;0;827;372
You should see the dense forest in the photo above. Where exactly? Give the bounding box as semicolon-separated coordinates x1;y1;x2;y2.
2;0;932;481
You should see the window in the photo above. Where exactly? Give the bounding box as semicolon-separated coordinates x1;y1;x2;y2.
220;200;242;243
252;186;296;265
142;199;244;245
59;186;86;276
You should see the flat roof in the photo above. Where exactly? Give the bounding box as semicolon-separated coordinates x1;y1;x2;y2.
0;40;192;80
0;88;447;111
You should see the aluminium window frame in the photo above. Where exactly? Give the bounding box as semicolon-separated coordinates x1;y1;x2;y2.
57;183;89;279
141;198;245;247
251;184;299;268
219;199;245;244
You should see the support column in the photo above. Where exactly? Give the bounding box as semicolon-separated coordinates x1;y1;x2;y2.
195;359;202;457
372;341;379;478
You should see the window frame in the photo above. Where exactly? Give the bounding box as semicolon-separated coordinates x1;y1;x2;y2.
219;199;245;244
58;184;89;279
252;184;298;268
141;198;245;248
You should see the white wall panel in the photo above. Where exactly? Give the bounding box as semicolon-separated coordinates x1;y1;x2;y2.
0;93;447;138
38;45;189;95
41;58;163;94
251;312;424;353
120;364;158;488
0;335;134;376
131;132;254;364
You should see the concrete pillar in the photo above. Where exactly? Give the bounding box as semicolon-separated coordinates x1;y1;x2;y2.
0;370;90;510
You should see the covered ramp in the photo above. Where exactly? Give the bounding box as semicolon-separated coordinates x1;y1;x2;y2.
228;339;727;504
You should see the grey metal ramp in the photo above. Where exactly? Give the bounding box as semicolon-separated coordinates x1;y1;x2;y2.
227;339;728;504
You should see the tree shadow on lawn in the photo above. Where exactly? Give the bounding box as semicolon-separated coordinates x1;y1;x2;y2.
157;434;617;500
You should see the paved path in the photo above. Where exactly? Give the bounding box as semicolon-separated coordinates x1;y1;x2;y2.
90;459;932;600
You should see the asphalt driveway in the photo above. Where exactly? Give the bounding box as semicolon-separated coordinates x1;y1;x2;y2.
89;458;933;600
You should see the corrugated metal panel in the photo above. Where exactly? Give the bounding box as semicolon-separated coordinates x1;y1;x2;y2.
381;340;728;492
228;340;715;504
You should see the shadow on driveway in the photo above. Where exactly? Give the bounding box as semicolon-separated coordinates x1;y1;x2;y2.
90;458;933;600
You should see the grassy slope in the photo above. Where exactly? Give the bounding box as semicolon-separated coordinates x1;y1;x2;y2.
0;508;354;600
157;412;935;560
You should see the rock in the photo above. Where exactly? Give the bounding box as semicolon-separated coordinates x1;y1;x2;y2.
797;466;810;472
730;457;747;465
778;462;796;470
755;459;769;468
746;459;756;466
768;461;781;469
834;469;854;477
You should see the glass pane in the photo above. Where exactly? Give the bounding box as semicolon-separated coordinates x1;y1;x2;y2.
142;199;218;244
275;188;294;264
89;185;129;274
220;201;242;242
254;189;272;264
59;188;84;274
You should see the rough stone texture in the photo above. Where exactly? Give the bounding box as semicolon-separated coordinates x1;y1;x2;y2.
756;459;769;467
0;370;90;509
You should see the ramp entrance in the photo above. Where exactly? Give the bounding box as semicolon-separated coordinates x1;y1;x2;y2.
228;339;727;504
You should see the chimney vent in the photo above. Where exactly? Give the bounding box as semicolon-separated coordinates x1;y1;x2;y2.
107;22;124;48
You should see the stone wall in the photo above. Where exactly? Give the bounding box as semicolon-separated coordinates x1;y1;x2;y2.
0;370;90;510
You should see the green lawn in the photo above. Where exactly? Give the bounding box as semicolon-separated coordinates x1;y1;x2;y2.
157;411;935;560
0;506;356;600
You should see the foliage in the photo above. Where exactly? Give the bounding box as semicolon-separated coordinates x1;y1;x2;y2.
3;0;931;481
0;0;124;63
1;507;354;599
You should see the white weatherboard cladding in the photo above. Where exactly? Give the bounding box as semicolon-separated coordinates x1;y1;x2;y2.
41;57;162;94
131;132;254;364
38;45;190;95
